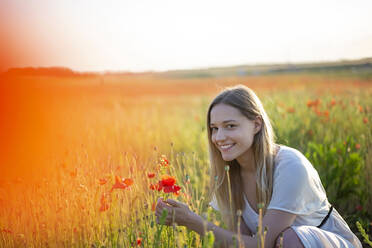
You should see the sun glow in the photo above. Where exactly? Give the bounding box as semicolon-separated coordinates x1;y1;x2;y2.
1;0;372;72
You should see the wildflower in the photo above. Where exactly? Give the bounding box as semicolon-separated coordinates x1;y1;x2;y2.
355;144;361;150
152;201;156;211
330;98;336;107
99;193;110;212
123;178;133;186
358;105;363;113
160;175;176;186
163;184;181;194
110;176;133;192
149;183;162;191
307;99;321;108
355;205;363;211
160;155;169;166
99;178;108;185
147;172;156;178
1;228;12;234
363;117;368;124
70;168;77;178
287;107;295;113
151;175;182;195
323;110;329;118
136;237;142;245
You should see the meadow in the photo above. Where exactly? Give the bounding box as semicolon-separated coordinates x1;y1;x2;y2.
0;71;371;247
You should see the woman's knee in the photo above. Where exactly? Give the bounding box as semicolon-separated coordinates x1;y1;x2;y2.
275;228;305;248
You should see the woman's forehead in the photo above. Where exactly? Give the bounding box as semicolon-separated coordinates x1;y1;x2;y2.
210;104;245;123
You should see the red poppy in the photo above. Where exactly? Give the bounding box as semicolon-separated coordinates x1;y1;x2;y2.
110;176;133;192
355;144;361;150
358;105;363;113
287;107;295;113
150;183;162;191
1;228;12;234
160;175;176;186
123;178;134;186
147;172;155;178
160;155;169;166
307;99;321;108
70;168;77;178
99;193;109;212
363;117;368;124
136;237;142;245
152;201;156;211
99;178;108;185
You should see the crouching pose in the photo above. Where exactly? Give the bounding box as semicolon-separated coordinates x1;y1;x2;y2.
156;85;362;248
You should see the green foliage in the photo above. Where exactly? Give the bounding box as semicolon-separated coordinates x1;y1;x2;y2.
305;138;364;211
356;221;372;247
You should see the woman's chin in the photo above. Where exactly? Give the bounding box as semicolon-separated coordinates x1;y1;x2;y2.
221;155;235;162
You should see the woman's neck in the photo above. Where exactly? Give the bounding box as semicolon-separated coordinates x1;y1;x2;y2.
236;148;256;174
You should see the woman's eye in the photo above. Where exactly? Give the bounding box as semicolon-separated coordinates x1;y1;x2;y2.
211;127;218;132
226;124;235;128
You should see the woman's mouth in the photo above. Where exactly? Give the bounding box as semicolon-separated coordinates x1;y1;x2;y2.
219;143;235;151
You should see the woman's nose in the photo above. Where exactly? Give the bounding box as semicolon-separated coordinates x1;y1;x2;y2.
215;129;226;142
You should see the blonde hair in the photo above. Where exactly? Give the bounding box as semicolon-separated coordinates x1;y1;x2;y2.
207;85;276;231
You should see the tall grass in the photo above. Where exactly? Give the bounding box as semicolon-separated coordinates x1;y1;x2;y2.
0;74;371;247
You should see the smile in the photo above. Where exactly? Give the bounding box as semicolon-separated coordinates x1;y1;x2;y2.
219;143;235;151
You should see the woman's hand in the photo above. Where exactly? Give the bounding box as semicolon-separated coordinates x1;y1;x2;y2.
155;198;195;227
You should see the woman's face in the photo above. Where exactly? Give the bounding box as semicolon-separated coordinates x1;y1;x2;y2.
210;103;260;161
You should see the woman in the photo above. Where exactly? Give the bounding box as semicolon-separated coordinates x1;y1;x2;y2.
155;85;362;248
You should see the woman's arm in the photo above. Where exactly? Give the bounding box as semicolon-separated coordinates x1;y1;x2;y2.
156;198;296;248
156;198;256;247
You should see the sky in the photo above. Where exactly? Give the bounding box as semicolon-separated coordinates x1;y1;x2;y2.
1;0;372;72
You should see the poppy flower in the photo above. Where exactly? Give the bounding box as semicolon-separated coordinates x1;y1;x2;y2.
307;99;321;108
152;201;156;211
70;168;77;178
355;144;361;150
136;237;142;245
150;183;162;191
363;117;368;124
358;105;363;113
160;155;169;166
99;193;110;212
99;178;107;185
110;176;133;192
287;107;295;113
160;175;176;186
123;178;133;186
147;172;155;178
1;228;12;234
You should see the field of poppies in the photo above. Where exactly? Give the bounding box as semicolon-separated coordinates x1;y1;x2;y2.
0;71;371;247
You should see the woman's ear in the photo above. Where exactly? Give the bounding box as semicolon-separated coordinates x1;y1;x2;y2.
254;116;262;134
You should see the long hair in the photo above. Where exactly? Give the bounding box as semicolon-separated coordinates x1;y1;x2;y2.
207;85;276;231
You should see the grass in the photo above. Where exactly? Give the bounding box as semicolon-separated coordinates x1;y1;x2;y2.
0;72;371;247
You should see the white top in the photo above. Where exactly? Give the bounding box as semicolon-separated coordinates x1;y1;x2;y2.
210;145;362;247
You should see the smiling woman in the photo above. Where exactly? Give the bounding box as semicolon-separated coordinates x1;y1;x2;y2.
155;85;362;248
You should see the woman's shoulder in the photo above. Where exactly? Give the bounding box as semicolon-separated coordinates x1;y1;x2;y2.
274;145;315;177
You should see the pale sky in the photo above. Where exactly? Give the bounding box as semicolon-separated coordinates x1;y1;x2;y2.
1;0;372;72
